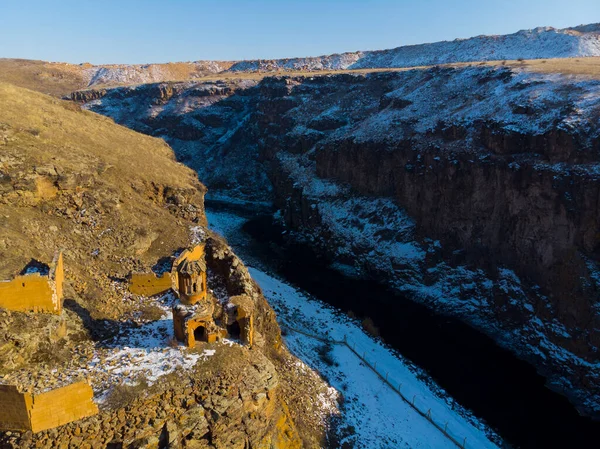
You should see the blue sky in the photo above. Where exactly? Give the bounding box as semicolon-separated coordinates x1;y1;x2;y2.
0;0;598;64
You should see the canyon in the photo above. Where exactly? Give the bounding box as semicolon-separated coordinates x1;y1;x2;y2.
75;63;600;421
2;20;600;448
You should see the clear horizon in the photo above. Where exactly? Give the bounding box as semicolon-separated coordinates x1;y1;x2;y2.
0;0;598;65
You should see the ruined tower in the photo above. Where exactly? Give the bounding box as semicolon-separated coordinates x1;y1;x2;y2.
176;258;207;305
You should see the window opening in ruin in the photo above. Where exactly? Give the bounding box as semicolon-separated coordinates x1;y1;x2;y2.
227;321;241;339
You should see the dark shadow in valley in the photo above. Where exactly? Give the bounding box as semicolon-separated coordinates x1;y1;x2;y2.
207;202;600;449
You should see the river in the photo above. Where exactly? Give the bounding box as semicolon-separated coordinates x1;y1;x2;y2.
205;201;600;449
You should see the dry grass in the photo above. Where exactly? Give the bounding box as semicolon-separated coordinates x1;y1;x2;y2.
104;376;150;410
515;56;600;77
0;59;86;97
0;82;198;191
31;340;71;366
361;317;380;338
317;343;336;367
137;303;165;322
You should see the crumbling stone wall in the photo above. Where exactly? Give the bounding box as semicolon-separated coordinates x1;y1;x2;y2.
227;295;254;346
127;244;207;301
205;236;282;351
0;385;31;432
0;381;98;433
0;252;63;314
128;272;172;297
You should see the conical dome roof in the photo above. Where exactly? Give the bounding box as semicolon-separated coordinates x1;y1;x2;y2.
178;258;206;276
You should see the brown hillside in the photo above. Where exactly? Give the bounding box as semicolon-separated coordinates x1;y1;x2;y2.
3;57;600;100
0;59;235;97
0;59;87;97
0;81;206;319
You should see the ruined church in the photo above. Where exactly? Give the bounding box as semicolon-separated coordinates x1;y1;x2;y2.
129;243;254;347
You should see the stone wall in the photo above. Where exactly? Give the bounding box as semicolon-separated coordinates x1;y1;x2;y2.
128;272;172;297
0;385;31;432
28;382;99;433
0;381;98;433
128;244;207;300
0;252;63;314
228;295;254;346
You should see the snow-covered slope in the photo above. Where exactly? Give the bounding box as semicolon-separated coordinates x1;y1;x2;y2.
352;25;600;69
206;209;501;449
226;52;362;72
81;61;232;87
226;24;600;72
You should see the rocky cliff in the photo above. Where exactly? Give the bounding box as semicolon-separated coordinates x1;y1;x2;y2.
0;83;332;447
78;65;600;417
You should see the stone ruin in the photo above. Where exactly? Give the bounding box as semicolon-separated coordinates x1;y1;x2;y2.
0;251;64;314
0;242;255;434
0;251;99;433
0;381;98;433
129;243;254;347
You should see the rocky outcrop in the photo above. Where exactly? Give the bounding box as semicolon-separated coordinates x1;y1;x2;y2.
0;349;300;449
204;235;334;447
70;88;108;103
205;236;282;350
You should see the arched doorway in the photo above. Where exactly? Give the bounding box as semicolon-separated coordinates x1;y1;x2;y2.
193;325;206;344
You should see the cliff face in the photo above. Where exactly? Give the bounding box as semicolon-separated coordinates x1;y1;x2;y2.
0;83;332;447
314;137;600;328
79;66;600;416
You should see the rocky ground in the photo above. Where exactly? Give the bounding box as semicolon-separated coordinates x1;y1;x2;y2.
0;346;305;449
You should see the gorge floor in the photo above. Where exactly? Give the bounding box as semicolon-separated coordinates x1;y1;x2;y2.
205;202;600;449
